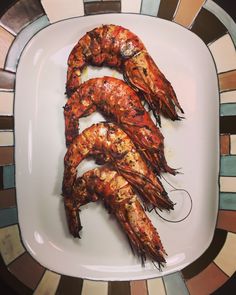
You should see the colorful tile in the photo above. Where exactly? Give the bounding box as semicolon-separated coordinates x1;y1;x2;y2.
0;131;14;146
220;176;236;192
157;0;179;20
0;116;14;130
0;0;45;35
0;92;14;115
220;116;236;134
220;134;230;155
3;165;15;189
219;70;236;93
209;34;236;73
220;90;236;104
8;252;45;290
121;0;141;13
220;103;236;116
140;0;161;16
230;135;236;154
0;146;14;165
185;263;228;295
5;15;50;73
0;26;14;68
214;232;236;276
191;7;227;44
220;156;236;176
34;270;60;295
217;210;236;233
41;0;84;23
147;277;165;295
0;224;25;265
82;280;108;295
108;281;130;295
0;69;15;90
173;0;205;28
0;188;16;209
220;193;236;210
84;1;121;15
0;207;18;227
163;272;188;295
56;275;83;295
130;280;147;295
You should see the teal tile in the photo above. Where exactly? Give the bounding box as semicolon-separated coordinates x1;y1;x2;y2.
3;165;15;189
220;156;236;176
220;193;236;210
0;207;18;227
204;0;236;46
220;103;236;116
163;272;189;295
141;0;161;16
5;16;50;72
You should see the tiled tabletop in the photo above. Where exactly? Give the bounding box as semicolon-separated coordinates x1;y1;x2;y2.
0;0;236;294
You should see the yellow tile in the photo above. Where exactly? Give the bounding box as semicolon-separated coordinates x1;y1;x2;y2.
82;280;108;295
121;0;142;13
147;277;165;295
209;34;236;73
220;90;236;104
0;225;25;265
214;232;236;276
220;176;236;192
41;0;84;23
173;0;205;28
34;270;60;295
231;135;236;155
0;92;14;115
0;132;14;146
0;26;15;68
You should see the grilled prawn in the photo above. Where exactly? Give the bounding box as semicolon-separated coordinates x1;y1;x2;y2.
64;76;175;175
64;166;166;266
66;24;183;123
62;122;174;211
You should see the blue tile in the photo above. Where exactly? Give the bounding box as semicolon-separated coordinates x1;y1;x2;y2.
0;207;18;227
220;192;236;210
163;272;189;295
3;165;15;189
220;104;236;116
220;156;236;176
141;0;161;16
5;15;50;72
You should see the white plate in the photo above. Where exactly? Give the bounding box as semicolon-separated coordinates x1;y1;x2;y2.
15;14;219;280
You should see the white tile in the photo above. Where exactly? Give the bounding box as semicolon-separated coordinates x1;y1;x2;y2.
220;90;236;104
81;280;108;295
230;135;236;155
209;34;236;73
121;0;142;13
0;92;14;115
147;277;165;295
0;131;14;146
34;270;60;295
41;0;84;23
220;176;236;192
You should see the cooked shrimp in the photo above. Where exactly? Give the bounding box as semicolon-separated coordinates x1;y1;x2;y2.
64;166;167;266
62;122;174;211
64;76;175;175
66;24;183;123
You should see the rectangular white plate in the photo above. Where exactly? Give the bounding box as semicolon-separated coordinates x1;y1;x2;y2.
15;14;219;280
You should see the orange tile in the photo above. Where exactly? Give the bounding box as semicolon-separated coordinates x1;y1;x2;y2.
0;26;15;68
219;70;236;92
220;134;230;155
174;0;205;28
130;280;148;295
0;146;14;165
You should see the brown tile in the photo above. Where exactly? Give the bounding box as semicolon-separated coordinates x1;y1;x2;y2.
8;252;45;290
219;70;236;92
108;281;131;295
130;280;147;295
0;146;14;165
0;188;16;208
84;1;121;15
157;0;179;20
191;8;227;44
182;228;227;280
0;116;14;130
173;0;205;28
220;134;230;155
0;0;45;34
0;26;15;68
217;210;236;233
0;69;15;90
56;275;83;295
220;116;236;134
186;262;229;295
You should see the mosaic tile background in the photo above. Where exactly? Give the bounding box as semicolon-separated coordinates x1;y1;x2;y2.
0;0;235;294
